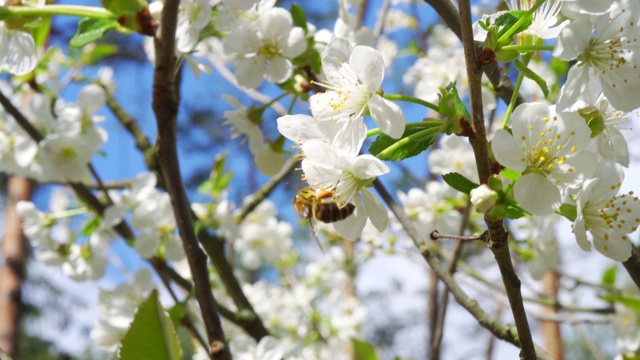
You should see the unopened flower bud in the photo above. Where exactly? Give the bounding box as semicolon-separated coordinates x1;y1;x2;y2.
470;184;498;213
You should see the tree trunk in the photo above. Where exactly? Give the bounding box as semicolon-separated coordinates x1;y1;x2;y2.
0;176;34;357
541;270;563;360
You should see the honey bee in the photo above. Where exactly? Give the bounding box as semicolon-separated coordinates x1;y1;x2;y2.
292;186;355;250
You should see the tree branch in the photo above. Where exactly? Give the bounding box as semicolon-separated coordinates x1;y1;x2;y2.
373;179;553;360
152;0;230;357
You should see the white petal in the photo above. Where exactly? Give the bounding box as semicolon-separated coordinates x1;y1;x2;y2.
592;233;632;262
598;126;629;167
135;233;160;258
368;94;405;139
235;57;265;89
572;217;592;252
553;151;597;188
514;173;561;215
556;65;594;112
553;19;592;61
5;30;36;76
78;84;106;114
321;38;353;80
350;45;384;92
333;196;367;239
224;28;260;55
277;114;324;143
283;27;307;58
491;129;526;172
361;188;388;232
349;154;389;179
253;145;285;176
318;118;366;156
265;57;292;84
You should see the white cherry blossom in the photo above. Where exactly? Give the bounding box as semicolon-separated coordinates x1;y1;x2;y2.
492;102;596;215
277;114;366;156
301;141;389;238
223;7;307;88
554;0;640;111
310;38;405;139
573;161;639;261
0;23;37;75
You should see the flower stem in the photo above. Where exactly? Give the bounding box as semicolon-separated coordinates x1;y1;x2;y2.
366;120;441;138
375;126;440;158
0;5;116;20
383;93;440;113
497;0;547;44
500;44;554;52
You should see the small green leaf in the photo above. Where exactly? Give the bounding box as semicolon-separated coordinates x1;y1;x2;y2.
515;59;550;98
494;10;533;40
438;83;472;135
81;216;102;237
600;294;640;316
70;18;119;47
102;0;147;15
369;123;438;161
503;205;528;219
290;3;308;33
442;172;479;195
351;339;378;360
601;266;617;288
500;168;521;181
557;203;577;222
119;290;182;360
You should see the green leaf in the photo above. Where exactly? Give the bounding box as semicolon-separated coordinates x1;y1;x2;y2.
369;123;438;161
81;216;102;237
601;266;617;288
600;294;640;316
500;168;521;182
438;83;472;135
119;290;182;360
442;172;479;195
102;0;147;15
503;205;528;219
515;59;550;98
290;3;308;33
494;10;533;40
31;16;51;49
70;18;119;47
557;203;577;222
351;339;378;360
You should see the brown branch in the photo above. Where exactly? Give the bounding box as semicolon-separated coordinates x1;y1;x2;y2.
373;179;553;360
540;270;563;360
152;0;230;358
455;0;536;356
422;0;526;108
102;72;269;340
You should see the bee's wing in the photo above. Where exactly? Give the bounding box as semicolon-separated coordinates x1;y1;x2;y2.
308;219;324;252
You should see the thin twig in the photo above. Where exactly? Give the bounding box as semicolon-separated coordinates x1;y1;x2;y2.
430;229;488;242
152;0;230;357
456;0;536;356
372;179;553;360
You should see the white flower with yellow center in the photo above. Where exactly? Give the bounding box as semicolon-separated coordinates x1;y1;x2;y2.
309;38;405;139
554;0;640;111
573;160;638;261
492;102;596;215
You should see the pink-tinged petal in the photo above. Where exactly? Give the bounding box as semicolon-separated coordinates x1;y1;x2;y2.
333;196;367;240
350;154;389;179
368;94;405;139
491;129;526;172
235;57;266;89
514;173;561;215
592;233;632;261
361;188;388;232
265;57;292;84
6;31;36;76
349;45;384;92
553;19;592;61
277;114;324;143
